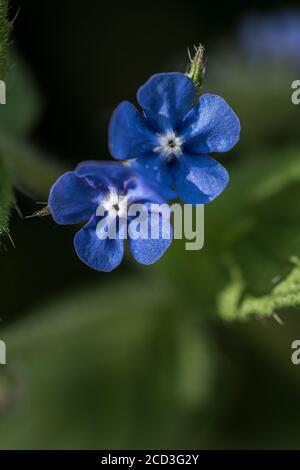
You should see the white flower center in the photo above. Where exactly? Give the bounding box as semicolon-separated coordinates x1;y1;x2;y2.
154;131;183;160
101;188;128;218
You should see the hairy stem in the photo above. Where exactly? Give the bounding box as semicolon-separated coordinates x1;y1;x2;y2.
0;0;11;81
0;157;13;239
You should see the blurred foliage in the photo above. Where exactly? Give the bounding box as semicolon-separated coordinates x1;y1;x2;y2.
0;276;214;449
206;50;300;152
0;133;65;198
0;50;43;139
0;48;65;239
161;148;300;320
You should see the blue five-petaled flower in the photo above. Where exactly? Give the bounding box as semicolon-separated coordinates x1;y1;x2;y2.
109;72;240;204
49;70;241;271
49;162;172;272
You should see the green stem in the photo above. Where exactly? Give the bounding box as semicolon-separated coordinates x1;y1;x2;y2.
0;0;11;81
0;0;11;242
0;157;13;239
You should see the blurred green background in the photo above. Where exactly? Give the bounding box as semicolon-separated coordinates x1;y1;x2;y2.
0;0;300;449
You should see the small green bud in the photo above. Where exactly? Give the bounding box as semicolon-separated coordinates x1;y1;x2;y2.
26;205;51;218
187;44;205;90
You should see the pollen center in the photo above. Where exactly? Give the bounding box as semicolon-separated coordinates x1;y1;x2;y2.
154;131;183;160
168;139;176;148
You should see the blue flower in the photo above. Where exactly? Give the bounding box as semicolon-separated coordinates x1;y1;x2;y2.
49;161;172;272
108;72;240;204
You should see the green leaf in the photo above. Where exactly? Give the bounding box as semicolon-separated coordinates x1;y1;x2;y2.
219;257;300;320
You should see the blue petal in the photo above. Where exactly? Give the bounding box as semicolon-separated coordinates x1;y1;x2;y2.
180;94;241;153
137;73;195;132
127;154;176;201
76;160;137;192
76;159;170;206
174;153;229;204
49;171;98;225
74;216;124;272
108;101;156;160
128;206;173;265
